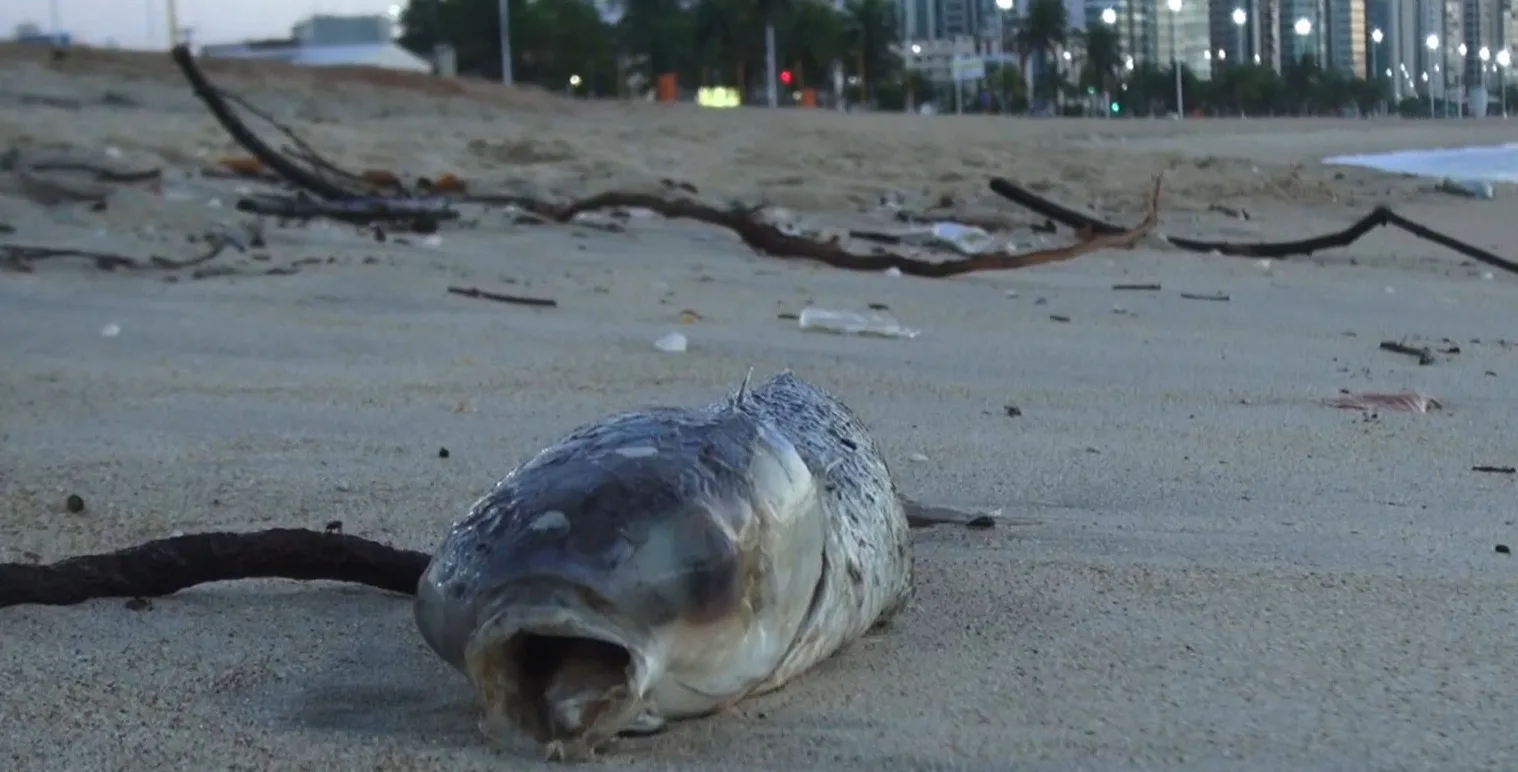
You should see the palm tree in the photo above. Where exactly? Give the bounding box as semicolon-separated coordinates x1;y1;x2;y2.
1013;0;1068;105
693;0;756;90
781;1;846;89
842;0;898;103
1079;19;1122;109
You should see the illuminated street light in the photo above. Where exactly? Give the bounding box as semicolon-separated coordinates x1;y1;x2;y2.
1101;7;1117;24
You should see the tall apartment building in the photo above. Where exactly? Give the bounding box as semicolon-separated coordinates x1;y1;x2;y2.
1153;0;1213;76
1084;0;1158;63
1324;0;1368;73
1209;0;1264;66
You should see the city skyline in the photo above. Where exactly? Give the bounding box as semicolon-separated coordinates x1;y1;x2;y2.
1;0;402;49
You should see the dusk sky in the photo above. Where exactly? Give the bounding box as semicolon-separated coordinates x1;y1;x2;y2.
1;0;405;50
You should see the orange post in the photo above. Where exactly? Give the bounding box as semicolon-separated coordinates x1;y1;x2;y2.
656;73;677;103
799;88;817;107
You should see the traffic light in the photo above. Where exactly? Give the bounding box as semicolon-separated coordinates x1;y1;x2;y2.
779;70;793;85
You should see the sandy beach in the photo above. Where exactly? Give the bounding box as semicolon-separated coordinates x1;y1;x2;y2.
3;44;1517;771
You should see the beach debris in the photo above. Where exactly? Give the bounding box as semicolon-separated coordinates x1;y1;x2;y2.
1180;292;1230;302
1378;340;1437;366
0;528;432;607
1324;390;1442;413
899;497;1001;529
988;177;1518;277
438;447;451;459
100;323;120;337
678;309;702;324
1207;203;1251;220
653;332;688;353
1004;404;1023;417
123;597;153;611
446;286;558;308
1472;465;1516;474
797;307;920;339
1113;283;1162;291
1436;178;1495;200
2;229;239;274
907;453;930;463
1049;314;1071;323
1;144;162;206
64;494;85;514
1498;544;1512;554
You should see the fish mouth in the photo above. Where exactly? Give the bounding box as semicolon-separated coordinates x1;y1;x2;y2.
465;608;655;761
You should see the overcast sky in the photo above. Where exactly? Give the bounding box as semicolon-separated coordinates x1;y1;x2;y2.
2;0;404;49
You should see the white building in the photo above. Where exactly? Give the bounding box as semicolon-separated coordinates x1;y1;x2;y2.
199;14;431;73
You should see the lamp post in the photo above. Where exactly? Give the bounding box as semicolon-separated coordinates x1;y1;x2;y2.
1479;46;1490;116
1498;49;1511;117
996;0;1015;114
1231;8;1246;66
1370;28;1382;111
1167;0;1183;117
1426;34;1439;117
497;0;513;85
1293;17;1312;64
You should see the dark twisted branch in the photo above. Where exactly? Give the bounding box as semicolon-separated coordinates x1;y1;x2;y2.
0;529;429;608
456;175;1163;278
988;177;1518;276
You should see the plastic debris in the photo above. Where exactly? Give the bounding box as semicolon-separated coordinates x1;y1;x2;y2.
1436;177;1494;200
797;307;920;339
653;332;687;353
1324;391;1441;413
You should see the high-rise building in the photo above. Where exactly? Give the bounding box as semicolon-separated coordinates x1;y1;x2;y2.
1154;0;1213;76
1209;0;1264;67
1084;0;1158;64
1324;0;1368;73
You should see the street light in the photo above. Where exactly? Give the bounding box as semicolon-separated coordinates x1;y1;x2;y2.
1498;49;1511;116
1370;28;1383;108
1167;0;1183;118
1231;8;1246;65
1480;46;1491;115
1293;18;1312;67
1101;8;1117;25
1426;34;1439;118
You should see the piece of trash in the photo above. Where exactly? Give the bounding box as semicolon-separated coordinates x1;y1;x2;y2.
907;453;930;463
678;309;701;324
100;323;120;337
1112;283;1161;291
653;332;687;353
1049;314;1071;323
1004;404;1023;417
883;266;902;277
897;221;996;255
1324;391;1442;413
1180;292;1230;302
64;494;85;513
421;235;443;248
1498;544;1512;554
1378;340;1436;366
797;307;919;339
1472;465;1516;474
1436;177;1494;200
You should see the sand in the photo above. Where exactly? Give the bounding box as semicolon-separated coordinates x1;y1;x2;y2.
3;44;1517;771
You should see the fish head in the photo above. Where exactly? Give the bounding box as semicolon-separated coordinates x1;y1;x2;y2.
417;411;827;759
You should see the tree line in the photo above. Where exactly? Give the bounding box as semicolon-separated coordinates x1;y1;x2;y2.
396;0;1518;116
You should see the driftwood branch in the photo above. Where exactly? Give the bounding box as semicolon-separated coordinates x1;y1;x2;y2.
0;234;234;273
168;45;450;231
0;528;430;608
461;175;1163;278
988;177;1518;276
